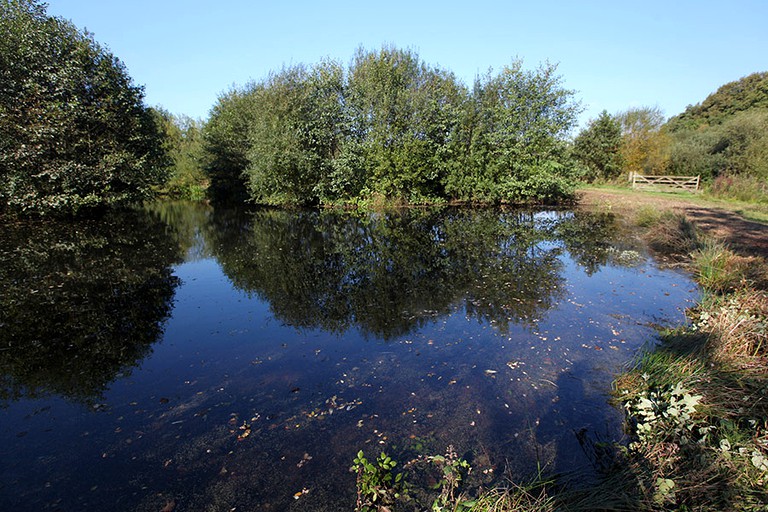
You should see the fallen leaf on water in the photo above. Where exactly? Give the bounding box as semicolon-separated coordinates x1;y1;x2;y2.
297;453;313;468
160;499;175;512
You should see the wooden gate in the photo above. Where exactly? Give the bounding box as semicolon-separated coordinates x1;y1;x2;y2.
630;173;700;192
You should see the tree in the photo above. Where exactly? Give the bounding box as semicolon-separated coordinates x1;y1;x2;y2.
616;106;669;175
572;110;623;181
445;61;581;202
243;61;345;205
202;87;257;202
342;46;464;202
0;0;168;216
154;109;207;199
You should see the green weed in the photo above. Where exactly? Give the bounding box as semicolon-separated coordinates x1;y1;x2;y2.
351;451;406;511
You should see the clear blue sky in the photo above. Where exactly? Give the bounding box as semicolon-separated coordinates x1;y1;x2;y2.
46;0;768;129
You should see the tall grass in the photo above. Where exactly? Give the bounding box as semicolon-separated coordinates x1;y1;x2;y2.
641;210;702;257
706;174;768;204
612;209;768;511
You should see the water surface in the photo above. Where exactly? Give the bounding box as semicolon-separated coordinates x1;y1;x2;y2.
0;204;698;511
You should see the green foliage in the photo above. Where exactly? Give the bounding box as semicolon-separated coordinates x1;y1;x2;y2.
203;47;581;206
154;109;207;200
244;61;345;205
342;46;466;201
664;73;768;190
351;451;406;511
667;110;768;182
623;380;705;447
0;0;168;216
665;127;725;179
424;446;472;511
203;86;257;202
572;110;623;181
666;72;768;132
715;110;768;179
611;223;768;510
444;61;581;203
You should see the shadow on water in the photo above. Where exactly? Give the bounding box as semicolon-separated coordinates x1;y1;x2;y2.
0;209;182;405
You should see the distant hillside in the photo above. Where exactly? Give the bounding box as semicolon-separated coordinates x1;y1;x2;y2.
666;71;768;131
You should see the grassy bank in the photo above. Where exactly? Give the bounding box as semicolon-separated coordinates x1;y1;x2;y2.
471;210;768;511
607;210;768;511
578;183;768;224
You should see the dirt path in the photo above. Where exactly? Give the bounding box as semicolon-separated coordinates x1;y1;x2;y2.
577;188;768;259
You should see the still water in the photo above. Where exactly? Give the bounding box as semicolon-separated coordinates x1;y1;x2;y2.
0;203;698;511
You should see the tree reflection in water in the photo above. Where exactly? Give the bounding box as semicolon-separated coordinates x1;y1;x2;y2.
207;207;638;339
0;210;182;405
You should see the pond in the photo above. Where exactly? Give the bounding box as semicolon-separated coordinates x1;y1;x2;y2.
0;203;698;511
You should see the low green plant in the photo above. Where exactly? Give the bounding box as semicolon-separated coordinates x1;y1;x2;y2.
633;205;663;227
425;446;473;511
692;239;745;293
351;450;406;511
624;380;705;448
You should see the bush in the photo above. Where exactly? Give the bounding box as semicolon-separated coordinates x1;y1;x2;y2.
706;174;768;203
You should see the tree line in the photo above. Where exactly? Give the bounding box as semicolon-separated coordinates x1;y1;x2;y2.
2;0;765;216
1;0;583;215
204;47;582;206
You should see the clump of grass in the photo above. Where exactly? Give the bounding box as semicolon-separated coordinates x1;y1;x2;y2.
692;240;768;294
641;211;702;258
694;289;768;361
464;481;556;512
692;239;747;293
633;205;664;227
